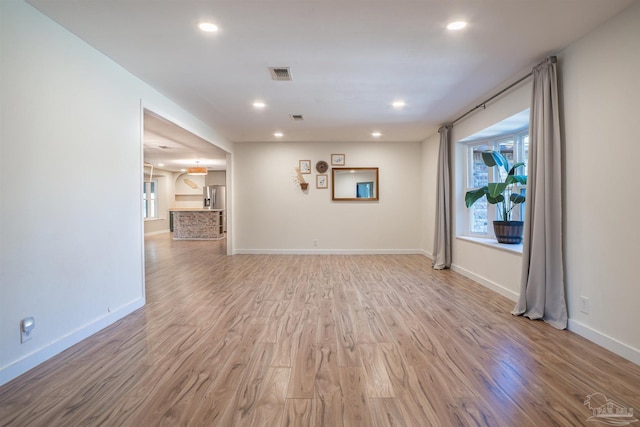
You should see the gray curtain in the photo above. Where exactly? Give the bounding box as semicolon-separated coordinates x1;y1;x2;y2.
432;125;451;270
512;58;567;329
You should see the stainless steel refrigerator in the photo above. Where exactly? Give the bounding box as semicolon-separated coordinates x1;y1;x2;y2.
203;185;226;210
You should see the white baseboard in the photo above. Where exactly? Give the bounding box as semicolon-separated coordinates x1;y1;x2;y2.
0;297;145;387
450;263;519;302
568;319;640;366
449;265;639;365
419;249;433;259
233;248;423;255
144;230;170;236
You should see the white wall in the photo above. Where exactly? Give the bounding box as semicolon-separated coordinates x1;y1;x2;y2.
450;82;532;300
0;0;232;385
233;141;422;253
560;1;640;362
421;84;531;299
420;2;640;363
206;170;227;186
420;133;440;256
173;172;207;209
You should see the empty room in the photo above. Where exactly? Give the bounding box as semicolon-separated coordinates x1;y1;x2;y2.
1;0;639;425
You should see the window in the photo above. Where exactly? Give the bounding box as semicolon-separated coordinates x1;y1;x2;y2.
143;180;158;219
463;130;529;237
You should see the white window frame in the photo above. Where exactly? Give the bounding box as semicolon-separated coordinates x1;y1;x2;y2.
143;179;158;219
464;141;493;237
462;129;528;239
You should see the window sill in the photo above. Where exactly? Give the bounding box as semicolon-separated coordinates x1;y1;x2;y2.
457;235;523;255
144;217;165;222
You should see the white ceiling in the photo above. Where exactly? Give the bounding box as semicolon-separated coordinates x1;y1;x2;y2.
459;110;531;143
27;0;636;167
144;110;228;172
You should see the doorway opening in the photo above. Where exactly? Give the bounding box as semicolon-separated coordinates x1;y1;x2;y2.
142;109;230;254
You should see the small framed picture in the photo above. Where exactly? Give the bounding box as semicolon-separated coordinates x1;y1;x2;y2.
331;154;345;166
299;160;311;174
316;174;328;189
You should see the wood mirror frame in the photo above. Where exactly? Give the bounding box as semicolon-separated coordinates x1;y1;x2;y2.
331;167;379;201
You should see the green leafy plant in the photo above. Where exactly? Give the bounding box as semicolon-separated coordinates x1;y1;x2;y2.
465;151;527;222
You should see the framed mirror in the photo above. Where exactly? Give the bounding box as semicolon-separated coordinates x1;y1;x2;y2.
332;167;379;201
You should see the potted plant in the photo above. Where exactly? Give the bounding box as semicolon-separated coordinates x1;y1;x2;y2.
464;151;527;244
293;167;309;190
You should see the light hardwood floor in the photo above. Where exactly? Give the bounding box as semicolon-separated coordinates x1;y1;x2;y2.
1;233;639;426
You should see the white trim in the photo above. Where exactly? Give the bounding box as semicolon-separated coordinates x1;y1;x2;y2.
0;298;144;387
138;100;147;316
144;229;170;236
451;257;640;365
568;319;640;366
450;262;519;301
419;249;433;259
456;235;523;255
461;129;529;237
233;249;423;255
225;152;234;256
144;217;166;222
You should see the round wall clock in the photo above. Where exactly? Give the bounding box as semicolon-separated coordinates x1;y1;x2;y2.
316;160;329;173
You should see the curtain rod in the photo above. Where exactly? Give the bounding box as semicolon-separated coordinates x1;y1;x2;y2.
448;56;557;127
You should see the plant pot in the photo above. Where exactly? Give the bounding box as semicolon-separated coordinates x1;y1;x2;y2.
493;221;524;244
300;182;308;190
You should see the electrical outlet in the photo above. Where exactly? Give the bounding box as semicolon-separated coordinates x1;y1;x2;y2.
313;239;318;247
580;296;590;315
21;317;35;343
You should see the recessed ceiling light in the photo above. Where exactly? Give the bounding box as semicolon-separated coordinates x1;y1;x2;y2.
372;131;382;138
447;21;467;31
253;101;266;108
274;132;283;138
158;163;164;167
392;100;406;108
198;22;218;32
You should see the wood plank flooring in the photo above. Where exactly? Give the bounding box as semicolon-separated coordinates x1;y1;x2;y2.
1;233;639;426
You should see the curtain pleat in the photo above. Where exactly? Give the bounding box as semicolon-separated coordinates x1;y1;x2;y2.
432;126;452;270
512;59;567;329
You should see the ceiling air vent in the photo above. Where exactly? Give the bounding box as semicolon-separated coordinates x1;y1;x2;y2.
269;67;292;81
290;114;304;121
